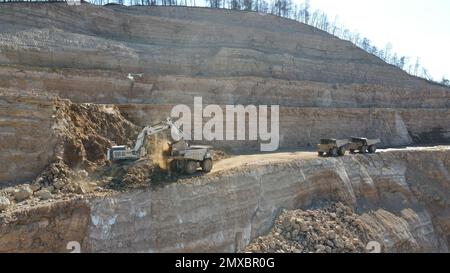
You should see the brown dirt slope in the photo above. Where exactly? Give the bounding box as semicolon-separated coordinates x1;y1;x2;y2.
52;98;140;171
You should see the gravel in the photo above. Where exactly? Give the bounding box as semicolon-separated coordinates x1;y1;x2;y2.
245;202;374;253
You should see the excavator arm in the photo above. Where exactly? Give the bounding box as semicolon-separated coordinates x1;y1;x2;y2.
108;118;186;161
133;118;186;153
132;123;170;153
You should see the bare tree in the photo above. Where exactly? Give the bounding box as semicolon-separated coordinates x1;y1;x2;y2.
421;67;432;81
414;57;420;76
397;56;407;70
230;0;240;9
330;16;339;35
242;0;252;10
303;0;310;24
258;0;269;13
208;0;221;8
383;43;393;61
361;38;371;52
390;53;398;67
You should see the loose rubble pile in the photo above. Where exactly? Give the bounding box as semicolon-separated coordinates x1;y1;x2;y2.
109;160;157;190
30;158;96;195
32;159;75;193
245;203;375;253
0;196;11;211
53;98;140;172
211;149;230;161
0;158;100;212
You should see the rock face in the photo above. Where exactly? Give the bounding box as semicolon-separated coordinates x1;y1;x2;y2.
0;4;449;108
117;104;449;151
0;200;90;253
0;3;449;253
0;95;57;184
0;95;139;184
2;95;447;184
0;4;448;100
0;4;449;176
0;4;448;153
0;147;449;253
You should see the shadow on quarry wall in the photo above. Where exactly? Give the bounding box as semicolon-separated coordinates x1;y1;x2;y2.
410;127;450;145
0;200;91;253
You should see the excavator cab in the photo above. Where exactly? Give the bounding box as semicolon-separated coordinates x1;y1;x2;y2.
107;146;134;161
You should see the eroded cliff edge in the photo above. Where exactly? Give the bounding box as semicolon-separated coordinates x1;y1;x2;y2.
1;147;448;252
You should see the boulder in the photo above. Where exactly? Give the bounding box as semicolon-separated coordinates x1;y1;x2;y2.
14;185;33;202
0;196;10;211
36;189;53;200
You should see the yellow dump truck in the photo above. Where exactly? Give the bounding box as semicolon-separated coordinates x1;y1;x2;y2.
316;139;350;157
348;137;380;154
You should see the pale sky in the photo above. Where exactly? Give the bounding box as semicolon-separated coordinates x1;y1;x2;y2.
302;0;449;80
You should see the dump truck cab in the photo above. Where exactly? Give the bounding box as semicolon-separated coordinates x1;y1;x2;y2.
316;138;349;157
348;137;380;154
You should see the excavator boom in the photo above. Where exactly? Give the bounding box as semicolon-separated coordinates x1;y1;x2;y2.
107;118;184;161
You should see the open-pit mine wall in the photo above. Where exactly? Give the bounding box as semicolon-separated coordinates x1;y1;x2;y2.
0;4;449;180
0;95;58;184
0;5;449;135
1;148;449;252
1;95;447;184
0;4;449;253
118;104;449;152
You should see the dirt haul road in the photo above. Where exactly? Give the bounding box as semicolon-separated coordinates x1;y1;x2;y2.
212;146;449;173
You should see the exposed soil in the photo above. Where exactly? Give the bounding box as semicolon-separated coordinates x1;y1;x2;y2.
53;98;140;172
93;159;166;191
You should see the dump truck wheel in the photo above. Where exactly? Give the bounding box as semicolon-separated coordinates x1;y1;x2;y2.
368;145;377;153
169;160;180;173
318;151;324;157
330;147;338;157
184;160;197;174
359;145;368;154
338;148;345;156
201;158;213;172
